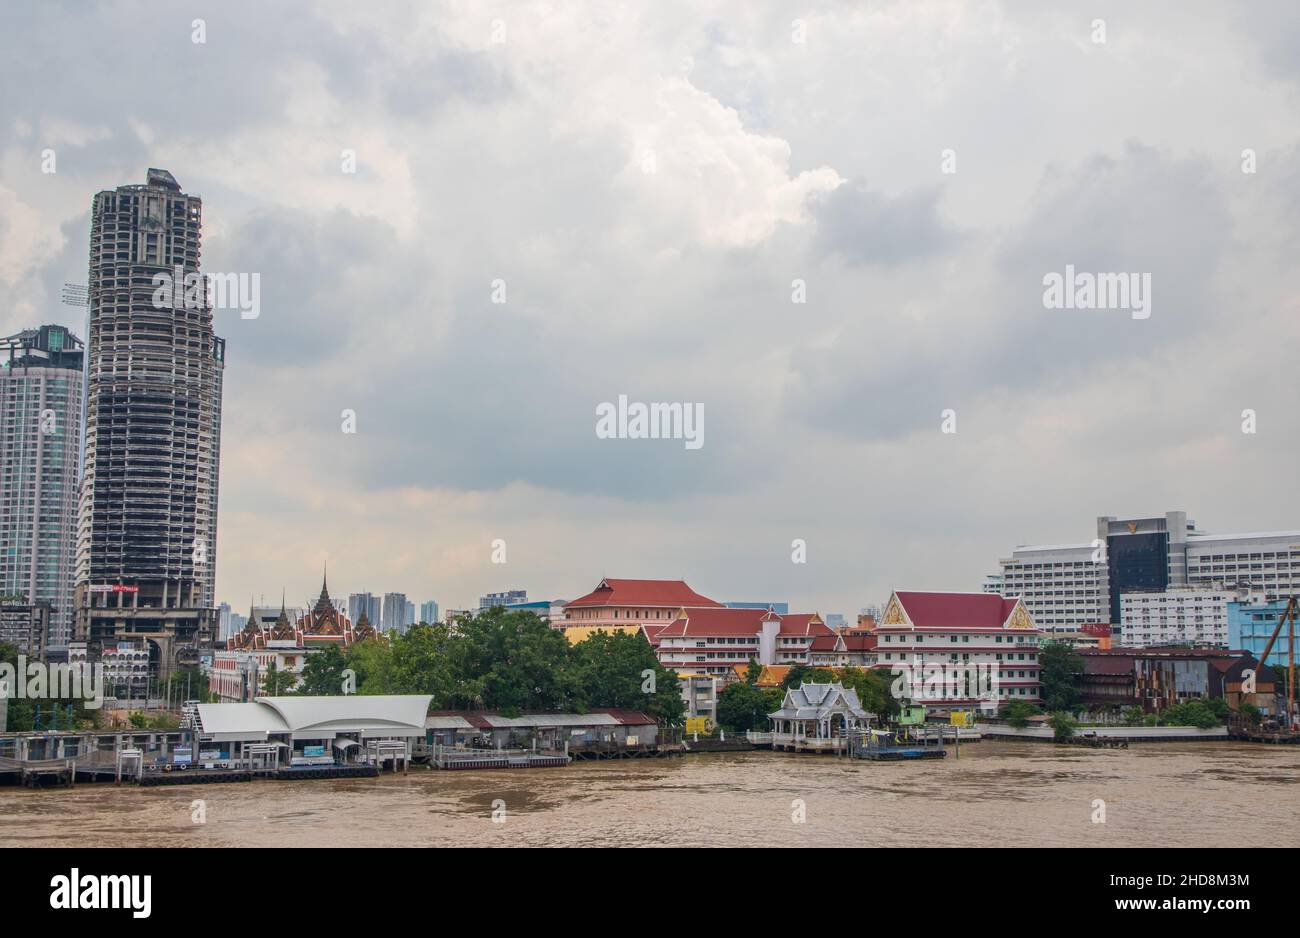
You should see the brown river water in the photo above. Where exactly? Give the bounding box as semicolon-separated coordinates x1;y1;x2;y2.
1;743;1296;848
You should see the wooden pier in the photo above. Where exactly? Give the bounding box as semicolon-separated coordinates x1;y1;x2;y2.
850;729;949;762
1;729;416;787
430;743;570;770
1229;729;1300;745
569;741;685;760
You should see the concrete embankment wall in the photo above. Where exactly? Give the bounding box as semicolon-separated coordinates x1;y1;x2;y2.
976;724;1229;743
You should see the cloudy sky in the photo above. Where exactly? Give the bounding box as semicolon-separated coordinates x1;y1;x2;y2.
2;1;1298;618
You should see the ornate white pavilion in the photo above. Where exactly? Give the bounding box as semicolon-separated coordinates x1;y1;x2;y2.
767;682;872;753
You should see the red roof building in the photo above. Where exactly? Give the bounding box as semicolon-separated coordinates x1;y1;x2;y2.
810;630;878;668
562;577;723;630
872;590;1042;712
655;607;835;677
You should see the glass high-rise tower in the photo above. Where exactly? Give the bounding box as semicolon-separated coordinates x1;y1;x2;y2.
75;169;225;676
0;325;84;649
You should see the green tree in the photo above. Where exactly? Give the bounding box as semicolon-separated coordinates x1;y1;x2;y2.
1158;699;1220;729
345;636;394;694
1038;641;1083;712
717;681;771;732
1047;711;1076;741
837;667;900;720
385;624;456;702
1240;702;1262;726
448;607;578;711
1202;696;1229;721
781;664;812;690
298;643;350;696
0;640;34;731
1002;700;1039;728
261;660;297;697
570;630;683;724
744;658;763;687
161;665;210;703
1121;706;1144;726
1;640;100;730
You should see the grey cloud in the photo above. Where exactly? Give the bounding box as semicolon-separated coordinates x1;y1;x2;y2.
810;181;961;267
786;143;1234;443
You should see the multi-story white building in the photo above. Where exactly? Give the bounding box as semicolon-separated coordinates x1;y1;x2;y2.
1184;531;1300;599
871;591;1042;712
993;512;1300;637
210;643;308;702
69;639;150;703
654;607;835;677
995;542;1107;632
808;630;877;668
677;672;719;725
1119;588;1244;648
480;589;527;610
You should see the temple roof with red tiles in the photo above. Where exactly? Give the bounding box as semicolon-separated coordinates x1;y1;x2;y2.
880;591;1037;632
564;577;725;609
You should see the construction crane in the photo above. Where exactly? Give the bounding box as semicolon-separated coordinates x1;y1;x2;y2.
1254;596;1297;731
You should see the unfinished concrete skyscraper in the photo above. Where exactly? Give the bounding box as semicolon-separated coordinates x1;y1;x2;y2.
75;169;226;677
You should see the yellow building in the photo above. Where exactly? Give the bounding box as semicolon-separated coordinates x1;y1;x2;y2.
563;624;645;645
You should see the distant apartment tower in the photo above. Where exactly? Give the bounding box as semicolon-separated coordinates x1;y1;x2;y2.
74;169;226;677
0;326;84;649
419;600;439;624
404;599;415;627
381;592;407;632
480;589;527;610
348;592;381;626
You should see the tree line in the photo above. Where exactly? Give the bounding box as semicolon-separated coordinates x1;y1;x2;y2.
276;607;686;722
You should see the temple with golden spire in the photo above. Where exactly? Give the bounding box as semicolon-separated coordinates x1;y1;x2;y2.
214;566;379;700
